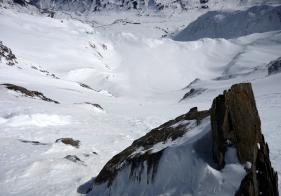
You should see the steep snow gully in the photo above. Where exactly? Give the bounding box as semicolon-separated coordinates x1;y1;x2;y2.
0;0;281;196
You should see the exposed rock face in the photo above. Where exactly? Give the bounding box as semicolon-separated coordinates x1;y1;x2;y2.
82;83;277;196
79;83;96;91
64;155;85;165
211;83;278;196
0;41;17;66
180;88;205;101
2;83;59;104
268;57;281;75
88;107;209;192
84;102;103;110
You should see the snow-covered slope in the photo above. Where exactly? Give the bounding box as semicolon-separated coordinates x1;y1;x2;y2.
174;5;281;41
0;1;281;195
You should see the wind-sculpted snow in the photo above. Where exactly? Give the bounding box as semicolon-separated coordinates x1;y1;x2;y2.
174;5;281;41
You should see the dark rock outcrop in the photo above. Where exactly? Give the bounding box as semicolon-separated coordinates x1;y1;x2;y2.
56;138;80;148
31;66;59;79
13;0;27;6
64;155;85;165
84;102;103;110
19;139;48;145
180;88;205;101
268;57;281;75
211;83;278;196
93;107;209;187
0;41;17;66
82;83;278;196
2;83;59;104
79;83;96;91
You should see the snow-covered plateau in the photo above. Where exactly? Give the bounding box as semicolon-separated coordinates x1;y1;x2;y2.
0;0;281;195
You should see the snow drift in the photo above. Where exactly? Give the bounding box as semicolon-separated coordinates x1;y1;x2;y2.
174;5;281;41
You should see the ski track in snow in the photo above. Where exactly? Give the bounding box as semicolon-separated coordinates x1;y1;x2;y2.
0;3;281;196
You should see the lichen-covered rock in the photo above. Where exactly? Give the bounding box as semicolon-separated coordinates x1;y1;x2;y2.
211;83;278;196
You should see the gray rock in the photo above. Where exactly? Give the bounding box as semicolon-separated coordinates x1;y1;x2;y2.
268;57;281;75
90;107;209;188
211;83;278;196
180;88;206;101
56;138;80;148
2;83;59;104
0;41;17;66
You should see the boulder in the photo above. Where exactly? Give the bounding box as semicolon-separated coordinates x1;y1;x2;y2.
55;138;80;148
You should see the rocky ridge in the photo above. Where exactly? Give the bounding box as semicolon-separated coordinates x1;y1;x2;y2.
211;83;278;196
82;83;278;196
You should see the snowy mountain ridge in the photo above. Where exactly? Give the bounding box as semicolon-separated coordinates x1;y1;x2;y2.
1;0;281;195
3;0;281;14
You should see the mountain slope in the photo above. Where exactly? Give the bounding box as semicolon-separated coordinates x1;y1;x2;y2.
174;5;281;41
1;1;281;196
7;0;281;13
85;83;278;196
